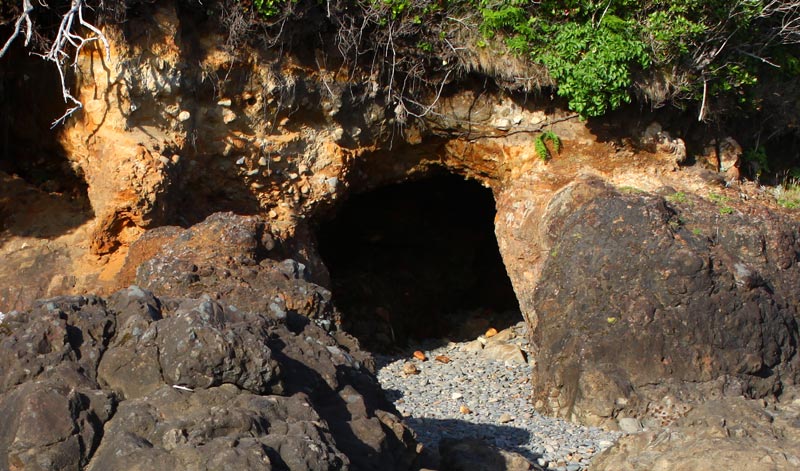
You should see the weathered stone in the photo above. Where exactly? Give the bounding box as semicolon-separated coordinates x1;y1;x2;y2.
487;327;516;343
133;213;334;323
402;362;420;376
0;295;113;392
1;280;416;470
0;370;115;471
617;417;643;434
529;178;800;425
88;385;347;471
593;394;800;471
483;342;527;365
462;339;484;352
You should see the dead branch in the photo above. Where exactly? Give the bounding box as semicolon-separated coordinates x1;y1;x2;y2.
1;0;111;127
762;1;800;44
46;0;111;126
0;0;34;59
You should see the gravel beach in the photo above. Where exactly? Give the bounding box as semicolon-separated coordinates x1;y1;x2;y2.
376;321;621;470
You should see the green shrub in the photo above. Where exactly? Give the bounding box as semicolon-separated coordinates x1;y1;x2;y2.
776;171;800;209
743;146;770;177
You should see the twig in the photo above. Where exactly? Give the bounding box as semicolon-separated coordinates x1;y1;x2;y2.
40;0;112;127
0;0;34;59
400;70;453;119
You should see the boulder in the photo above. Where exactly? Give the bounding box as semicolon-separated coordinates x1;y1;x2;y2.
439;438;540;471
529;178;800;426
483;342;527;365
132;212;337;329
87;385;348;471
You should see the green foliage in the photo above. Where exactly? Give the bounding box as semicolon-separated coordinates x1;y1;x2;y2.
707;191;729;205
380;0;412;18
776;171;800;209
708;191;734;215
667;191;687;204
777;189;800;209
478;1;651;117
534;130;561;161
254;0;287;17
743;146;770;176
472;0;795;121
417;41;433;52
541;17;650;116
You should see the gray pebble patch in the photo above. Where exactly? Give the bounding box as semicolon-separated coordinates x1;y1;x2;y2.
376;321;621;469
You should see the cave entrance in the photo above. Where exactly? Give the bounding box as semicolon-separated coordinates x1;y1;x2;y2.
0;44;92;241
316;172;521;352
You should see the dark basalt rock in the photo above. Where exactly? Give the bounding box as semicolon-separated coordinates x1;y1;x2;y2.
0;213;418;470
133;212;337;329
532;179;800;425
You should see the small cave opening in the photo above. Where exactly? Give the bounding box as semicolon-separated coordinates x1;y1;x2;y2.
316;172;521;352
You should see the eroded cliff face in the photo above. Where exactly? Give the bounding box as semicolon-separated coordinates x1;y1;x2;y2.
2;0;799;436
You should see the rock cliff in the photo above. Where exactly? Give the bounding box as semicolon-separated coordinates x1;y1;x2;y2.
1;0;799;469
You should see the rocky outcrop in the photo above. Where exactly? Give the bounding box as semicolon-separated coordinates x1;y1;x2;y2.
0;214;418;470
3;1;800;469
523;177;799;426
591;392;800;470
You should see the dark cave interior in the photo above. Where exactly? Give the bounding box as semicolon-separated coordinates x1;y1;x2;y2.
316;172;521;352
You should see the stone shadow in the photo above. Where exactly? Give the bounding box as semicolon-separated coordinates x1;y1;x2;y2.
267;317;417;471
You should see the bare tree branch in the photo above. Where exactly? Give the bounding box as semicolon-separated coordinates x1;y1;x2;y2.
0;0;34;59
2;0;111;127
762;0;800;44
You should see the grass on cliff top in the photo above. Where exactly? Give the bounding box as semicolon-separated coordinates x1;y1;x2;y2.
249;0;799;123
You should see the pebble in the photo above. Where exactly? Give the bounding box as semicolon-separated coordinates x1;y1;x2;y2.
402;362;420;376
376;321;621;469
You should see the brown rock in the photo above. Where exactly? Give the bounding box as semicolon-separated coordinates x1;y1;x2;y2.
592;395;800;471
487;327;516;343
459;405;471;414
434;355;451;364
527;178;799;425
461;340;484;352
402;363;420;376
413;350;427;361
499;413;514;423
485;327;498;338
439;438;537;471
482;342;527;365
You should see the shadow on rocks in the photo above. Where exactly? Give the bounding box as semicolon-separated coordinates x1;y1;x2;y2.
268;328;418;471
406;417;540;469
